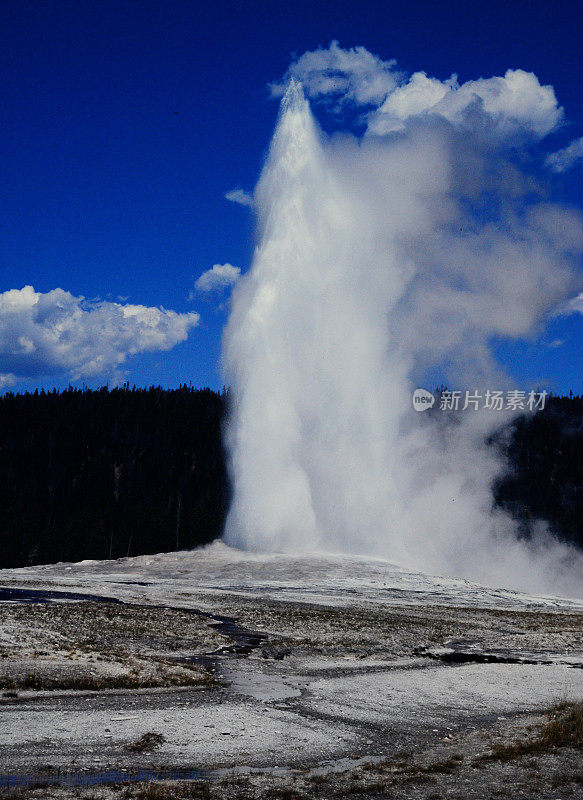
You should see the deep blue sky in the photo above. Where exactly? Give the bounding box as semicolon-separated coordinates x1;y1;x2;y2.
1;0;582;393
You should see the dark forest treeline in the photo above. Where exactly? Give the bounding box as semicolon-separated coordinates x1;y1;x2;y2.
0;385;230;568
494;393;582;547
0;386;580;569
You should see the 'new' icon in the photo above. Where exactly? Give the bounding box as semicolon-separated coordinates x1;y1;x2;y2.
412;389;435;411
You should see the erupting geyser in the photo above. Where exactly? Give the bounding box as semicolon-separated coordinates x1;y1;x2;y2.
222;80;583;596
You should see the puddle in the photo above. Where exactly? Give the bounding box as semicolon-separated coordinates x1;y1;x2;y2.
0;587;121;605
0;767;203;789
205;615;268;655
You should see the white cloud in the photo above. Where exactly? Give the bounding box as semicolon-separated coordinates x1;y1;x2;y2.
370;69;562;140
545;136;583;173
371;72;453;128
0;373;16;389
225;188;254;207
277;43;562;144
561;291;583;315
195;263;241;293
0;286;199;382
271;40;401;109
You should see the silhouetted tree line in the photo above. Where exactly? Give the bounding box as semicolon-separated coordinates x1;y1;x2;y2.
0;386;580;569
0;385;230;568
494;393;583;548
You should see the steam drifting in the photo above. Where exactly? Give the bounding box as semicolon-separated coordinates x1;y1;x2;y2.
222;66;583;596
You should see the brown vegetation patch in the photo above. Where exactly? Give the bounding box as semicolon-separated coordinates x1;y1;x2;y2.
475;701;583;764
125;732;166;753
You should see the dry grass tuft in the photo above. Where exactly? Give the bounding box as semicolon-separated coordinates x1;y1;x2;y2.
475;701;583;764
125;732;166;753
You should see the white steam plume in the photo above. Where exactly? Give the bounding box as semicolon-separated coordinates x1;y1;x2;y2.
222;79;583;596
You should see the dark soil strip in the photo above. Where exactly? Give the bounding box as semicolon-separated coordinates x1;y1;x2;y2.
418;648;583;667
427;650;541;665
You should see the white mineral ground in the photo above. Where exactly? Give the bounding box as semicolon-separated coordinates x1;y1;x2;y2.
1;542;583;798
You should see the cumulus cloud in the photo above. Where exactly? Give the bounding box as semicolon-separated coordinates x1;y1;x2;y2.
276;42;562;143
195;263;241;293
225;188;254;207
0;286;199;382
370;69;562;140
271;40;401;109
545;136;583;173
